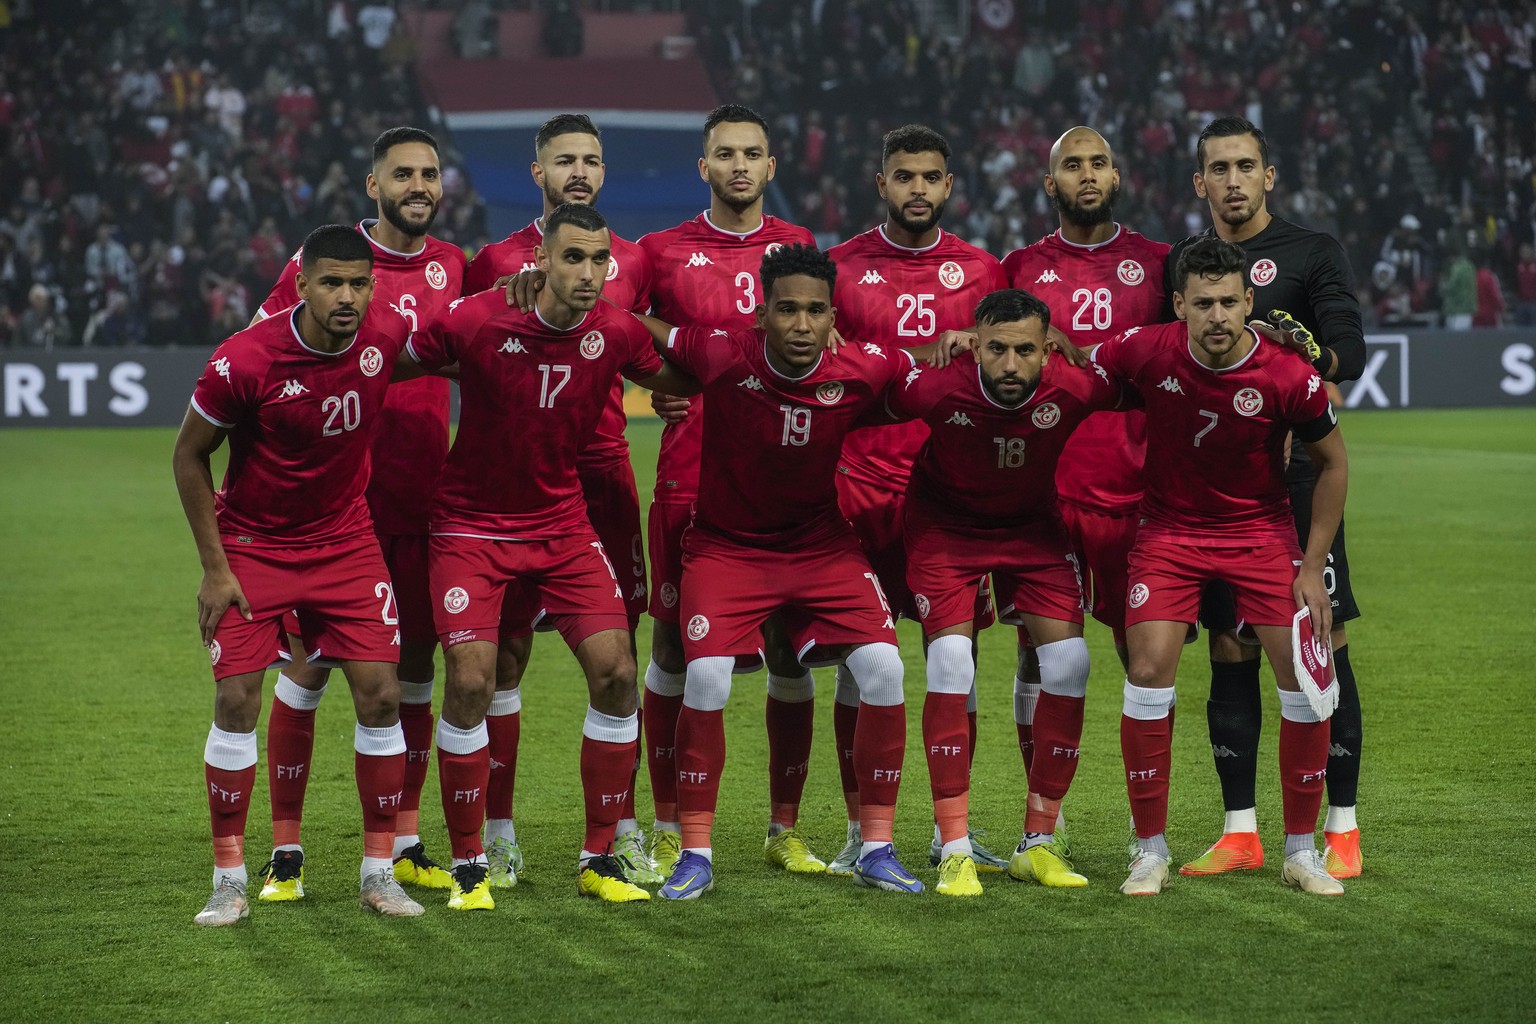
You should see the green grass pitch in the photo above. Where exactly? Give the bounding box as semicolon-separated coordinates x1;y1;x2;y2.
1;409;1532;1022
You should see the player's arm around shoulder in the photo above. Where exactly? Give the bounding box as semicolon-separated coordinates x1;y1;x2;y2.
397;291;490;380
618;311;700;398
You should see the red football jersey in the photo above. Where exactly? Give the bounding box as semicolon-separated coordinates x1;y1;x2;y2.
258;221;467;534
889;356;1125;531
832;226;1008;492
409;292;662;540
1003;227;1170;513
191;304;413;546
464;219;653;468
1094;321;1333;546
638;214;816;504
662;326;906;547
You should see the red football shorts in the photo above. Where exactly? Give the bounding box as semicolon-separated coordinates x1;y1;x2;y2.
646;498;691;624
211;532;399;681
1126;534;1304;629
836;472;916;619
429;531;629;652
677;524;897;663
579;456;647;628
906;513;1083;634
377;531;435;647
1058;499;1138;636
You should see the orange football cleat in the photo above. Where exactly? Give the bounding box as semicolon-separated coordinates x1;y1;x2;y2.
1323;828;1362;879
1179;831;1265;875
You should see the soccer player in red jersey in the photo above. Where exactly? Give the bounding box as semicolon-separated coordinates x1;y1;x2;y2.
635;243;924;899
1094;237;1348;897
406;203;694;909
174;225;425;926
252;128;466;899
827;124;1010;874
885;288;1128;896
634;105;823;878
464;114;657;887
1001;126;1170;853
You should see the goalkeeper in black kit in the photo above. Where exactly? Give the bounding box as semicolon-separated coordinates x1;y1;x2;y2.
1166;116;1368;881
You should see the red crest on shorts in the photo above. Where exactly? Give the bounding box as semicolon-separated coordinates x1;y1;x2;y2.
1128;583;1150;609
687;614;710;640
443;587;470;613
208;639;222;665
1250;259;1278;286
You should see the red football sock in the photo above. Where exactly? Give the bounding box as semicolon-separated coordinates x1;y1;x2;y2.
581;734;638;855
355;748;406;861
437;745;488;862
266;695;315;849
485;706;521;822
834;698;860;820
923;692;970;843
644;687;684;823
1279;715;1329;835
1030;692;1085;802
854;701;905;843
207;762;255;869
766;695;813;830
675;705;726;850
397;698;434;835
1121;712;1173;839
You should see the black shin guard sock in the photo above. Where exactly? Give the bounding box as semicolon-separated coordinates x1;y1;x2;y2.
1207;659;1262;813
1326;645;1362;808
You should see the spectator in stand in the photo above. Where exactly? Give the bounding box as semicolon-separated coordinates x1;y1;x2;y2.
1473;250;1507;327
1516;242;1536;326
82;290;146;347
15;283;71;349
1441;244;1477;329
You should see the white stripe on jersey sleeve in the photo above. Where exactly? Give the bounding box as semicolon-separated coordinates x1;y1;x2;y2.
190;395;234;429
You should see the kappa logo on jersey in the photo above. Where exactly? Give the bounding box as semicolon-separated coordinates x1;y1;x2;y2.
606;256;619;282
904;365;922;387
659;582;679;609
1233;387;1265;416
1250;259;1278;286
859;269;887;285
686;252;714;267
1118;259;1145;286
500;338;528;354
863;343;885;357
359;346;384;377
938;260;966;290
1307;374;1323;397
1035;269;1062;284
711;328;729;337
1128;582;1150;609
944;411;975;427
686;614;710;640
1157;376;1185;394
520;261;538;274
738;375;765;391
914;594;931;619
449;297;466;312
580;330;605;359
212;356;231;380
279;379;309;399
816;381;845;405
425;260;448;290
208;639;222;666
1094;363;1111;385
443;587;470;614
1031;402;1062;429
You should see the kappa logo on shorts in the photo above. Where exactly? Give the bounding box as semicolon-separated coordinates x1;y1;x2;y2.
816;381;845;405
443;587;470;614
208;639;222;666
686;614;709;640
580;330;605;359
914;594;931;619
359;346;384;377
1233;388;1264;416
660;582;679;609
938;261;965;290
606;256;620;281
1118;259;1145;286
1250;259;1278;286
1031;402;1061;429
1129;583;1150;609
425;260;448;290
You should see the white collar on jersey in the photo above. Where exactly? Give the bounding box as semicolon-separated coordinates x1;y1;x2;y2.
762;333;823;382
359;218;429;260
530;217;545;238
1053;224;1124;252
876;224;945;254
288;303;357;358
1188;325;1261;374
533;303;594;334
974;359;1033;411
700;211;766;240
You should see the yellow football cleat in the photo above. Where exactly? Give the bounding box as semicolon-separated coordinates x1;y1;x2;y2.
935;853;983;897
447;862;495;911
1180;831;1264;875
646;828;683;877
578;855;652;903
393;842;454;889
1009;843;1088;888
764;829;827;874
1324;828;1362;878
257;850;305;902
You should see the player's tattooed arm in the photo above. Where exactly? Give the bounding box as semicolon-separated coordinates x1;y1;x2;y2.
1296;423;1348;637
172;406;252;645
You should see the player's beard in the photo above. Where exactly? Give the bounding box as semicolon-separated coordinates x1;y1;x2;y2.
981;370;1039;408
711;176;766;213
888;196;947;236
379;191;437;238
544;180;597;210
1053;181;1119;228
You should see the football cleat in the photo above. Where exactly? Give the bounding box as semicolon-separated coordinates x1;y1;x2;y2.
578;854;652;903
764;829;827;874
935;853;983;897
826;823;862;877
658;851;715;900
929;830;1007;873
256;850;305;902
360;869;425;916
447;862;494;911
1281;849;1345;896
853;844;924;894
614;829;664;885
1120;851;1171;896
1009;843;1088;888
194;877;250;927
486;836;522;889
1323;829;1362;879
393;841;453;889
1050;821;1075;862
1179;831;1264;875
646;828;683;877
